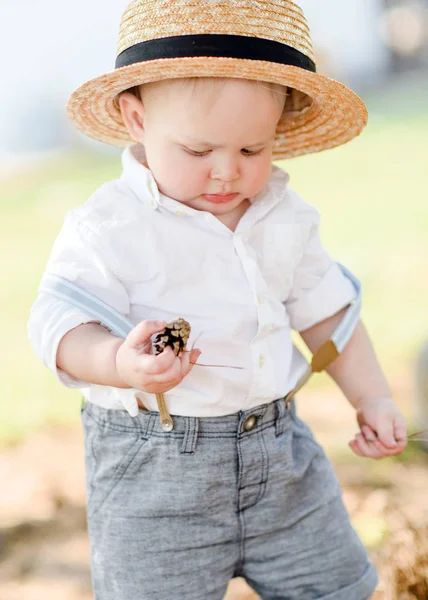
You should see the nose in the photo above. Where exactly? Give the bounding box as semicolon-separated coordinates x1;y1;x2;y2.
210;156;239;183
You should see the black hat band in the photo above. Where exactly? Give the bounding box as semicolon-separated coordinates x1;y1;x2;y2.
115;33;316;73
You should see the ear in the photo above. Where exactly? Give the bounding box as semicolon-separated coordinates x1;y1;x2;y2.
119;92;146;143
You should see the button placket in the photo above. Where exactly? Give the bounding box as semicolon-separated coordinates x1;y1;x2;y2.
237;407;268;511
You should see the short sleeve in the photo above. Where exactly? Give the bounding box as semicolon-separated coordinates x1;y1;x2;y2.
27;213;130;387
285;213;357;332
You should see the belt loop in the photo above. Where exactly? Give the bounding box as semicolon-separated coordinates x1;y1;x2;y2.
181;417;199;454
275;398;287;437
288;397;297;418
142;413;156;440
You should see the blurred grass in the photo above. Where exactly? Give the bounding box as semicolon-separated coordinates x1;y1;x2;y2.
1;113;427;445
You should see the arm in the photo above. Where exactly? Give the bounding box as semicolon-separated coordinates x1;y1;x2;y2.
28;209;198;393
300;311;391;408
300;312;408;458
281;193;406;458
56;320;201;394
57;323;128;388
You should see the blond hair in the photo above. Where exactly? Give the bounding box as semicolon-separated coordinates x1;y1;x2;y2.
119;77;288;114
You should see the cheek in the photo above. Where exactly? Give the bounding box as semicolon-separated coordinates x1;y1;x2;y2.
166;161;208;198
242;157;272;191
148;149;208;199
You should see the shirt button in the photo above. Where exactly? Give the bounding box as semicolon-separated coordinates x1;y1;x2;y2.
259;354;265;368
243;415;257;431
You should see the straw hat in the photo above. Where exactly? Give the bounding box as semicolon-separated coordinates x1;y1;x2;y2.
67;0;368;160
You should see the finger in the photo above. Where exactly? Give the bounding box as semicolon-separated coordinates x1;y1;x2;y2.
366;434;405;457
393;416;408;443
145;348;200;386
175;346;202;379
361;425;377;442
177;348;202;379
177;348;191;376
354;433;384;459
372;437;407;457
141;346;178;375
349;439;364;457
187;349;202;372
149;371;182;386
376;420;398;450
356;408;366;429
127;320;166;351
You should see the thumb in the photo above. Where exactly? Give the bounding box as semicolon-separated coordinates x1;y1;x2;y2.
393;415;408;443
126;320;166;351
377;420;397;449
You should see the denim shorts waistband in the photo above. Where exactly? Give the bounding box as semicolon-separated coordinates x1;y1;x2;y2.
83;397;296;440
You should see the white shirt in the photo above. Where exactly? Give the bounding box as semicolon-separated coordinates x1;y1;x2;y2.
28;144;356;417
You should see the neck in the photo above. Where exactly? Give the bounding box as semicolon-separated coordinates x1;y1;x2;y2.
215;198;251;232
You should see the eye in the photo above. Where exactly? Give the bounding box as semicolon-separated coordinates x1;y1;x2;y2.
241;148;263;156
185;148;211;157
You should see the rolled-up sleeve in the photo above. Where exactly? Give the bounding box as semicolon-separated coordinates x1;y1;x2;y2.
27;213;130;387
28;295;98;387
285;214;357;332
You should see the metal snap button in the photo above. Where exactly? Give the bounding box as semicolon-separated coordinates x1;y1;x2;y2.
161;419;174;432
243;415;257;431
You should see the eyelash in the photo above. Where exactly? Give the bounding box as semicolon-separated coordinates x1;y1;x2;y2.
186;148;263;157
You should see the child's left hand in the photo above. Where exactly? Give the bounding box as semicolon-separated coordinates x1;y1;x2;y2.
349;397;408;459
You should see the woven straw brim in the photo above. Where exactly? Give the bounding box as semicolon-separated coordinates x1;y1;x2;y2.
67;57;368;160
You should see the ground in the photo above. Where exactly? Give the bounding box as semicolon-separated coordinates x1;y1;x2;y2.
1;384;428;600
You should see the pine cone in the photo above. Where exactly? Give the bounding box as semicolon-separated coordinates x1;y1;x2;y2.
152;318;191;356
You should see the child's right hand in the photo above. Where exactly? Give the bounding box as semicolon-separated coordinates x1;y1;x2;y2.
115;320;201;394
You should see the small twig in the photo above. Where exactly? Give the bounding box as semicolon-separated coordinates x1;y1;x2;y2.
407;428;428;439
401;428;428;443
185;346;244;369
190;360;244;370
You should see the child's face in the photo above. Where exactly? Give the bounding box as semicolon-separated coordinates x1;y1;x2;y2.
121;79;285;222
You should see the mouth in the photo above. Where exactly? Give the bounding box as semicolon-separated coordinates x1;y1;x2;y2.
203;193;239;204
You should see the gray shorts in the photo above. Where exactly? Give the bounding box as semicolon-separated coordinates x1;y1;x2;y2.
81;398;378;600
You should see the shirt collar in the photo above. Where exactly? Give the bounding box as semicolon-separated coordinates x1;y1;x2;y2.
121;144;203;216
120;143;291;222
121;144;160;210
